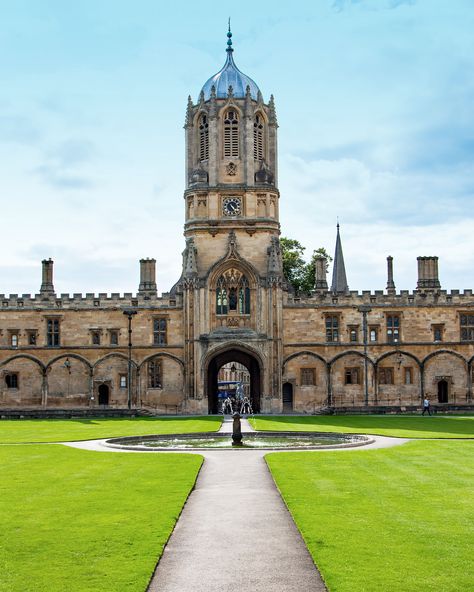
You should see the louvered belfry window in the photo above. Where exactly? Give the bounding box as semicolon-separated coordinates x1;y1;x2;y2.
199;113;209;161
254;113;264;160
224;110;239;157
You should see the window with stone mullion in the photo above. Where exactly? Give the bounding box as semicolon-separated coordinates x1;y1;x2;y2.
460;314;474;341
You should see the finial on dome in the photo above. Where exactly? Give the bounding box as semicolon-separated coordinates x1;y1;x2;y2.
227;18;233;52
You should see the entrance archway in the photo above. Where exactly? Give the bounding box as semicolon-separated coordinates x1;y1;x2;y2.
438;380;448;403
98;384;109;406
207;348;261;414
282;382;293;412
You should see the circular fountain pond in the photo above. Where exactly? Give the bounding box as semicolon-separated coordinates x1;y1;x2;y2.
104;432;373;451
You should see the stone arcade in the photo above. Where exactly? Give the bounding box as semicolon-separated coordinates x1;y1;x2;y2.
1;31;474;414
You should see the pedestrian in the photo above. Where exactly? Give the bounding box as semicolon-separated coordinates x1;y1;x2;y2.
422;397;431;416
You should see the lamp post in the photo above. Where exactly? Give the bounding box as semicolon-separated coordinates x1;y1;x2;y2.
358;305;372;407
123;309;137;410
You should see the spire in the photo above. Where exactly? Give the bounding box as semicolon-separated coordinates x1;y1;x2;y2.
331;224;349;294
227;18;233;53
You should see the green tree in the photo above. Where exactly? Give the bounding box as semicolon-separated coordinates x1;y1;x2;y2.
280;239;332;295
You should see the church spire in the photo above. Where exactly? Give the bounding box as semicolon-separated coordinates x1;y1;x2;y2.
331;223;349;294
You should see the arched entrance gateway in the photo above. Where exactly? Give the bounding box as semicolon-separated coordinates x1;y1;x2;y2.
206;348;262;414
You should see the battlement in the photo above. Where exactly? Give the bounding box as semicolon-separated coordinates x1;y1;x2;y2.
0;291;182;310
285;289;474;308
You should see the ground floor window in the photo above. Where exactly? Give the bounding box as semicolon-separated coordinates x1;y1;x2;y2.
5;373;19;389
404;367;413;384
300;368;316;386
148;359;162;389
119;374;127;389
344;368;360;385
379;367;394;385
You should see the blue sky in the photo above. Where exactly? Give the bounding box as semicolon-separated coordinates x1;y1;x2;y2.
1;0;473;295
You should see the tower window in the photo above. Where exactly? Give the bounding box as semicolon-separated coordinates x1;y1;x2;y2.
199;113;209;161
254;113;264;160
216;269;250;315
224;110;239;158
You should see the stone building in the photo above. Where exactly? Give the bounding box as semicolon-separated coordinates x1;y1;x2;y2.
1;30;473;414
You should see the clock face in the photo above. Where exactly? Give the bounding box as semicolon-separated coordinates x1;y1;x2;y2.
223;197;242;217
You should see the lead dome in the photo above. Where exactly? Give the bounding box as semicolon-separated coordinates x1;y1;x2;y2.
200;28;262;101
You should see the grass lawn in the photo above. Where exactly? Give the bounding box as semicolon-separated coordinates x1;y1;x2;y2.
267;441;474;592
0;444;202;592
0;416;221;443
250;414;474;438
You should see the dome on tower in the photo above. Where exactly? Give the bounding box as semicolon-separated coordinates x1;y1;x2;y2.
200;27;261;101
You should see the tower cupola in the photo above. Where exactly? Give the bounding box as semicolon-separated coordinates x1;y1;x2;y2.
200;27;261;101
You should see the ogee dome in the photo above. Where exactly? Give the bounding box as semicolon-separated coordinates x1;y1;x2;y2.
200;27;261;101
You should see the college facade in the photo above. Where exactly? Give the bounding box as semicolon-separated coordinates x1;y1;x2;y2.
1;32;474;414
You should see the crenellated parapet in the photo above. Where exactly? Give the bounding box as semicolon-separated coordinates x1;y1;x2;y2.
285;289;474;308
0;292;182;310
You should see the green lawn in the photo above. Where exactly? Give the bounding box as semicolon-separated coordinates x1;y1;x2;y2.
250;414;474;438
267;441;474;592
0;416;221;443
0;444;202;592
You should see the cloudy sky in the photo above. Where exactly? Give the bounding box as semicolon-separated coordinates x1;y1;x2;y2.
1;0;473;296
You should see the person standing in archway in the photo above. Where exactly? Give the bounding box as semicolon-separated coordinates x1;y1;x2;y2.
422;397;431;416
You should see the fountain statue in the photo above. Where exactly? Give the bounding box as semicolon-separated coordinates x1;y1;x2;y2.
232;412;243;446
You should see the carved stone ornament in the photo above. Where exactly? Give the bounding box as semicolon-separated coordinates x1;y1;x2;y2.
226;162;237;176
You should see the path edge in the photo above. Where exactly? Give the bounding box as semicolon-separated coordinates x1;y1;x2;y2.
263;452;330;592
144;454;205;592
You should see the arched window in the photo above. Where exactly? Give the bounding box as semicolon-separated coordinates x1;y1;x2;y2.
148;358;162;389
199;113;209;161
224;110;239;158
216;269;250;315
254;113;264;160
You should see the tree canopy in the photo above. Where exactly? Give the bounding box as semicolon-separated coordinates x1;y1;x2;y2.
280;238;332;295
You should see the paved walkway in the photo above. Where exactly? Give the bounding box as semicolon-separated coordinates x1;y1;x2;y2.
65;433;408;592
147;448;327;592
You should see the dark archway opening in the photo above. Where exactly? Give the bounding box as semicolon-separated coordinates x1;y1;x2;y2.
438;380;448;403
207;349;261;414
282;382;293;412
98;384;109;406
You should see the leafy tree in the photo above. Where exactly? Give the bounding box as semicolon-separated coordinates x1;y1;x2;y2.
280;239;332;295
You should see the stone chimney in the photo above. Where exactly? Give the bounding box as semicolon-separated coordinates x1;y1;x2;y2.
386;256;396;294
417;256;441;291
40;259;55;296
138;258;157;297
314;256;328;291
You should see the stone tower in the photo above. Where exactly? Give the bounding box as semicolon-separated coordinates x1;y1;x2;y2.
180;27;283;413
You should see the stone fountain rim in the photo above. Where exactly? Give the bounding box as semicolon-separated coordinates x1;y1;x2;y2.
103;431;375;451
